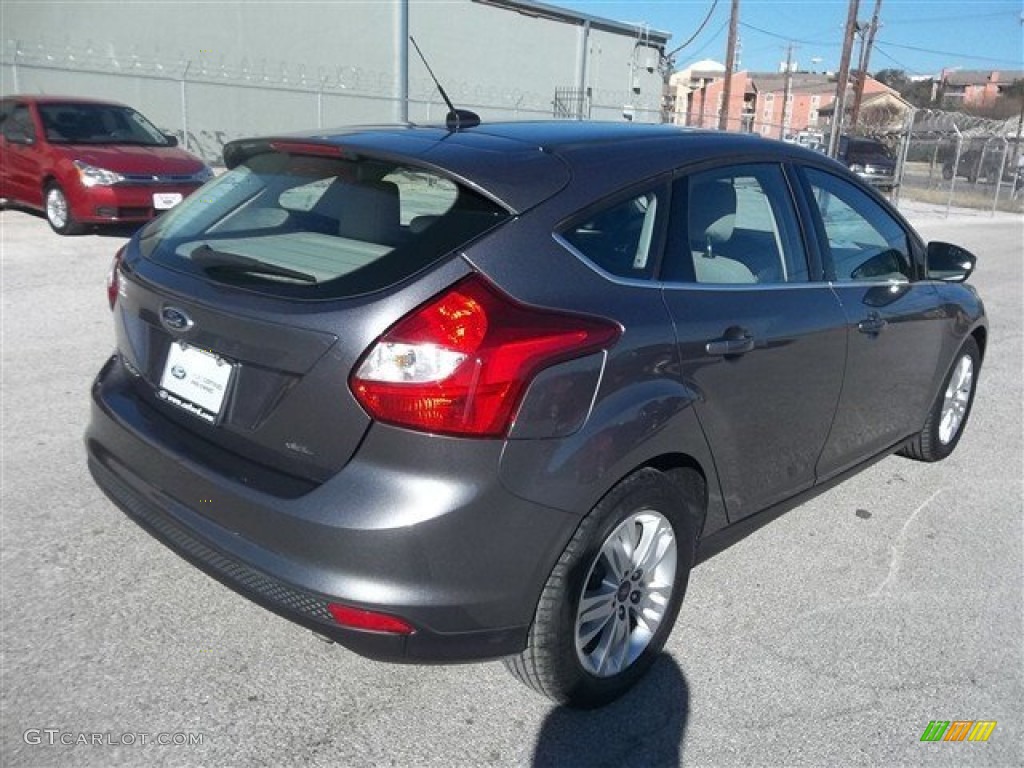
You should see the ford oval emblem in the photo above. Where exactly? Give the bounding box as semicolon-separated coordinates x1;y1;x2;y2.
161;306;194;333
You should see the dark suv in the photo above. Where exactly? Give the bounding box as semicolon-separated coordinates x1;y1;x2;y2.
837;135;897;190
86;121;985;707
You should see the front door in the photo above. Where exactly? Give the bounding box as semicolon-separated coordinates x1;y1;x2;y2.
800;167;945;480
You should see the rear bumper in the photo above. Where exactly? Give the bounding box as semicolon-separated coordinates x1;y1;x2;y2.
86;355;578;663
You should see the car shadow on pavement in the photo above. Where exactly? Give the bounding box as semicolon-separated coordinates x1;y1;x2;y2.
531;654;689;768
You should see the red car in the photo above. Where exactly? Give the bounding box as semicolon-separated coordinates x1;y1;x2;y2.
0;95;212;234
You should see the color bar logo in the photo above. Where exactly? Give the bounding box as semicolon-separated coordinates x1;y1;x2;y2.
920;720;997;742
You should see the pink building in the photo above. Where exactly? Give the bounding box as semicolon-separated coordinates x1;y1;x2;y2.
940;70;1024;109
683;70;906;137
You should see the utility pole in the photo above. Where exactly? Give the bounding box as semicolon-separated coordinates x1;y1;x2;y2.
851;0;882;131
779;42;795;140
828;0;861;157
395;0;409;122
719;0;740;131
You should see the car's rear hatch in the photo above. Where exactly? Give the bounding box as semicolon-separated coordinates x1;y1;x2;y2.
109;135;567;487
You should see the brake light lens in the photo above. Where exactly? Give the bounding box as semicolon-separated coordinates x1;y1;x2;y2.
268;141;344;158
107;246;125;310
351;275;620;437
327;603;415;635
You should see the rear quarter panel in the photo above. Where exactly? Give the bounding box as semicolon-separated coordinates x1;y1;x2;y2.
463;210;727;537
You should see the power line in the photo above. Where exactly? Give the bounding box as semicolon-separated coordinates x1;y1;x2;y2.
875;39;1023;67
882;10;1016;25
667;0;719;59
683;19;729;62
738;20;840;47
871;44;926;77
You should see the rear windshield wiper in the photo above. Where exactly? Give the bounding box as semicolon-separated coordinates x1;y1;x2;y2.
191;244;317;283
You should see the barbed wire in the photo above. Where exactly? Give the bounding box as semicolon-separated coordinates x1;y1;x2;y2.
912;107;1022;138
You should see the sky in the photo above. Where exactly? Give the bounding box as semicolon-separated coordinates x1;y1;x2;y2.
554;0;1023;77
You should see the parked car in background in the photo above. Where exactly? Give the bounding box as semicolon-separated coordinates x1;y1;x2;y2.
86;120;986;708
0;95;212;234
942;145;1015;184
837;135;897;190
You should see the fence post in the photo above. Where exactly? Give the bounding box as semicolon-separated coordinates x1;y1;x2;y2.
180;59;192;153
317;72;327;129
928;142;940;183
992;138;1008;216
12;40;20;92
893;110;915;207
947;125;962;218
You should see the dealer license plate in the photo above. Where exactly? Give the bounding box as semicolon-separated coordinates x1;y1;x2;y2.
153;192;184;210
158;342;233;423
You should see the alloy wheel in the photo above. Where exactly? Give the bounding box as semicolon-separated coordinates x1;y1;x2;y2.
939;354;974;445
574;509;677;678
46;187;69;230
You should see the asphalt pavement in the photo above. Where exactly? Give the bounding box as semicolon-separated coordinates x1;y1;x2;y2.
1;201;1021;767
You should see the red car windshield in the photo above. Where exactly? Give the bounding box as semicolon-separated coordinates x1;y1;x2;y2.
38;103;170;146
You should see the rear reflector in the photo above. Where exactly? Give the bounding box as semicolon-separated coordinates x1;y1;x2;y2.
350;274;620;437
327;603;415;635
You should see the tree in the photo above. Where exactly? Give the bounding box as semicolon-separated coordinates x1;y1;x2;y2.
875;68;910;91
872;68;935;108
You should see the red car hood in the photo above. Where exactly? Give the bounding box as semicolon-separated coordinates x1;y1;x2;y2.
60;144;205;175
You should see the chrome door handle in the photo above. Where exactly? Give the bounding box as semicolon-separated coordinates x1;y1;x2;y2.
858;313;888;335
706;333;755;356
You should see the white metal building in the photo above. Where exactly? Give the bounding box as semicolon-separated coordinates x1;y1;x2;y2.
1;0;670;162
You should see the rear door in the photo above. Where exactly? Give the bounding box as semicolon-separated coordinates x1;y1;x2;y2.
800;167;944;479
660;163;847;522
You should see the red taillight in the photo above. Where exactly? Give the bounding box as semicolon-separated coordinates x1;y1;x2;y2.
327;603;415;635
350;275;620;437
106;246;125;310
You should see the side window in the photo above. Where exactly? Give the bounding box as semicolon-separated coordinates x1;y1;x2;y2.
560;190;661;280
662;164;809;285
1;104;36;142
804;168;912;283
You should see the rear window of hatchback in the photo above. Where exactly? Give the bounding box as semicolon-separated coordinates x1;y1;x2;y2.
138;147;510;299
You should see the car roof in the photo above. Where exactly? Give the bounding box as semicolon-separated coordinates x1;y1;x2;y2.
4;94;131;107
225;121;835;214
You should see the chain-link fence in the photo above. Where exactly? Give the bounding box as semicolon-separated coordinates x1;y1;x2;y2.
680;104;1023;216
2;39;661;165
897;109;1023;215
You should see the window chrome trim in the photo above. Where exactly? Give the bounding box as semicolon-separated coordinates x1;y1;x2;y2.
555;232;840;291
552;232;662;290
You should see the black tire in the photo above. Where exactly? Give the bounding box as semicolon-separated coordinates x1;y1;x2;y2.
44;182;83;235
941;165;953;181
900;337;980;462
505;467;702;708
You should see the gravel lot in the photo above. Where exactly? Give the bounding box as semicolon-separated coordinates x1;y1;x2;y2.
2;201;1021;767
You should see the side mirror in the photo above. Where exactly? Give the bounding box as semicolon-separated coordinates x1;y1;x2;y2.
927;241;976;282
163;133;179;147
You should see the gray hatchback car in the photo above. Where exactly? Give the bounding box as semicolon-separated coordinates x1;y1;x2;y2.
86;121;986;707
